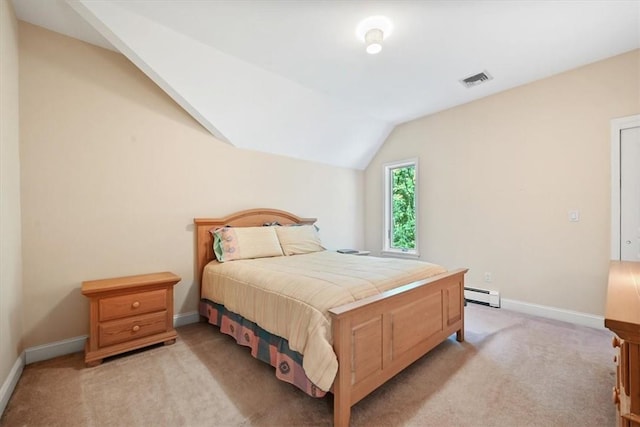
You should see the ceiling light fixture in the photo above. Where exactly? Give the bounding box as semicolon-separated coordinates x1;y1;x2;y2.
356;16;393;55
365;28;383;54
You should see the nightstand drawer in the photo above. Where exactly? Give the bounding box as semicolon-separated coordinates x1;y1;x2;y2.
99;311;168;347
99;289;167;321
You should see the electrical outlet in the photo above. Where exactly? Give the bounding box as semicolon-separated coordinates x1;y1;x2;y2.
483;272;493;283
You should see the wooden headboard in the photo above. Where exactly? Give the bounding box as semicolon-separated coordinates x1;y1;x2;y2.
193;208;316;288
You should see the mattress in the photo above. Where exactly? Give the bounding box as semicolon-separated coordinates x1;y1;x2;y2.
201;250;446;391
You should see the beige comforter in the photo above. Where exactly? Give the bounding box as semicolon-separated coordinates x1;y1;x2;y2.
201;250;446;391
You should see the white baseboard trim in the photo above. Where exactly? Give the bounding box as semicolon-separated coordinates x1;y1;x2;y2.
0;354;25;417
25;335;87;365
23;311;202;365
174;310;200;327
501;298;605;330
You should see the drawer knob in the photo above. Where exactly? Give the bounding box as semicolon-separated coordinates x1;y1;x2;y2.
132;301;140;309
132;325;140;332
612;336;621;348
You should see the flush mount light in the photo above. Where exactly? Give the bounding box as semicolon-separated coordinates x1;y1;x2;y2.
364;28;383;54
356;16;393;55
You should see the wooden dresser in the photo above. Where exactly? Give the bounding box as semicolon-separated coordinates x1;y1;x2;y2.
82;271;181;367
605;261;640;427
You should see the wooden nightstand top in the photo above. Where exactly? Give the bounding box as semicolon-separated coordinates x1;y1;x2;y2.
81;272;181;296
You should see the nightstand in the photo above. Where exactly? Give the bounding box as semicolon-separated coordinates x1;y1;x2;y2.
81;271;181;367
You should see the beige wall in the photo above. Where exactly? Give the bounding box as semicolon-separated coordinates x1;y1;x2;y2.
19;23;364;347
365;50;640;316
0;0;23;386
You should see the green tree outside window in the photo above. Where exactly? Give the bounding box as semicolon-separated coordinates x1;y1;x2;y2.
391;165;416;250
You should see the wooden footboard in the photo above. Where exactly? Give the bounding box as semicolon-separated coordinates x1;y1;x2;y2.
329;268;467;427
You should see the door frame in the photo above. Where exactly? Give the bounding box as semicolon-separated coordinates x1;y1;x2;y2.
611;114;640;260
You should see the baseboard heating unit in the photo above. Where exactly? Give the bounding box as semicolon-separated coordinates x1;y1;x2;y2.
464;287;500;308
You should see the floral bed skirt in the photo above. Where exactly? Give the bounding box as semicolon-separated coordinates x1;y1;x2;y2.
199;299;326;398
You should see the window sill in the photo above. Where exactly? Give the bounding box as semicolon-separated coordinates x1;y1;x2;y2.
380;250;420;260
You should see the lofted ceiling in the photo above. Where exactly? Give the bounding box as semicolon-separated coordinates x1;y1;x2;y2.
12;0;640;169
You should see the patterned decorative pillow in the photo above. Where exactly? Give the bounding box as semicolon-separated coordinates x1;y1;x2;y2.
275;225;325;256
212;226;284;262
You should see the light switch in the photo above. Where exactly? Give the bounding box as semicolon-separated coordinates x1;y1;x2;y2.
568;210;580;222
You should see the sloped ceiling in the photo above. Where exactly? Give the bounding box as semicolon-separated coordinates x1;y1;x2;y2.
12;0;640;169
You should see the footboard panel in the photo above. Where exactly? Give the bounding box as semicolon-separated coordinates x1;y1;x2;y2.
329;268;467;426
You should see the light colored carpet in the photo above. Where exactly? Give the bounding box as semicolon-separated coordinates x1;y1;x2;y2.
1;304;615;426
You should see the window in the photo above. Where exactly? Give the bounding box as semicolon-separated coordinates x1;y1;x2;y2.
383;159;418;257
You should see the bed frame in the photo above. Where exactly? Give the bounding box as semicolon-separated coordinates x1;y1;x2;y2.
194;208;468;427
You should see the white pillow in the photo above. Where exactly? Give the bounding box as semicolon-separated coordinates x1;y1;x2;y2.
212;226;283;262
275;225;325;256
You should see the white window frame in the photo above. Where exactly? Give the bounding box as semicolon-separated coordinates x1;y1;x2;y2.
382;158;419;259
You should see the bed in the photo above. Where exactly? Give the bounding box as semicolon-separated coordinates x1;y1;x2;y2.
194;208;468;426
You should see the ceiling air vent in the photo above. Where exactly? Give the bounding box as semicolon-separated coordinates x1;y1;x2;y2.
460;70;493;88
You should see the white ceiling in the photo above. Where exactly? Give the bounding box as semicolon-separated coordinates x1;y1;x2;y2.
12;0;640;169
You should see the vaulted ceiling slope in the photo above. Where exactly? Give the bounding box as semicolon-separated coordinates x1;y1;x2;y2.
13;0;640;169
